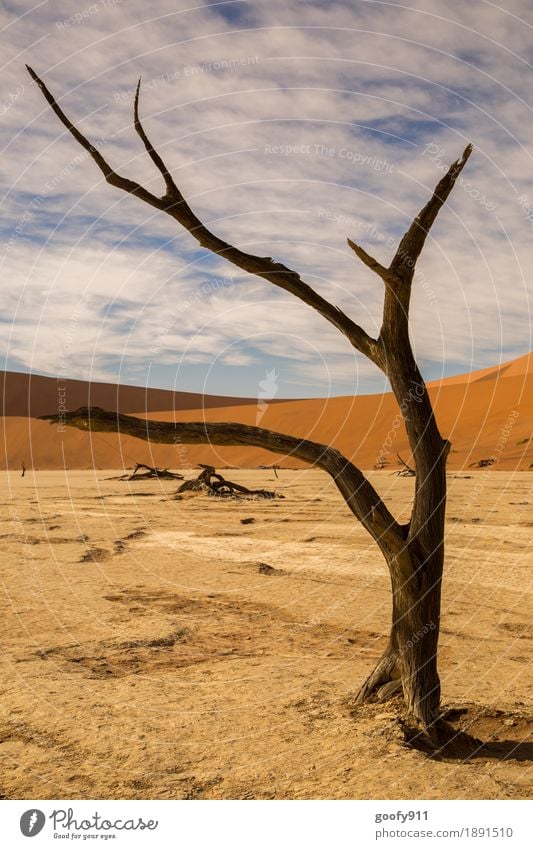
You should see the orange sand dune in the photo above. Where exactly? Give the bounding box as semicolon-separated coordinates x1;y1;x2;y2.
1;353;532;471
427;351;533;387
1;370;263;418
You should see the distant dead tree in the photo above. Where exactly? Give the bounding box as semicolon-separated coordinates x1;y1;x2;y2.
127;463;184;480
392;454;416;477
28;66;473;748
259;463;280;478
470;457;495;469
374;451;390;470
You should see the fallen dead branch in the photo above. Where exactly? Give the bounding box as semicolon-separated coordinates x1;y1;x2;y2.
175;465;283;500
109;463;185;481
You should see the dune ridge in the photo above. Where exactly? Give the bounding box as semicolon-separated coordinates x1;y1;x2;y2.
1;353;532;471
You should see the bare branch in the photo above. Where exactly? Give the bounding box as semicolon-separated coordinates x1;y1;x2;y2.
390;144;473;281
354;148;472;546
346;144;473;299
26;67;380;366
133;78;178;199
347;238;395;285
25;65;166;210
375;145;473;363
40;406;405;549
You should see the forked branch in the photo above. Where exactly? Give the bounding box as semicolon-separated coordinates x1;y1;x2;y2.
346;143;473;345
26;66;380;365
133;78;177;198
346;238;393;286
344;146;472;540
390;144;473;282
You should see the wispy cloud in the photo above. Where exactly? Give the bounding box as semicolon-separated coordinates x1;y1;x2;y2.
1;0;531;396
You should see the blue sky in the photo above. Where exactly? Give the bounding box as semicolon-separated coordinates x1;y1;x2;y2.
1;0;532;398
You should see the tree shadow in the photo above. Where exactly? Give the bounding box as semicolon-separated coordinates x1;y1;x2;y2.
402;706;533;763
471;739;533;763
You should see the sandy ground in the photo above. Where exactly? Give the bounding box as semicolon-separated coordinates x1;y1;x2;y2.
1;469;531;800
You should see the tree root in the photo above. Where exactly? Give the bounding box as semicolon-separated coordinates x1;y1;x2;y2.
353;671;484;756
354;656;485;756
352;648;401;705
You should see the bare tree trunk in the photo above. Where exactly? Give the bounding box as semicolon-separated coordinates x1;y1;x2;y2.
367;365;448;729
355;540;442;727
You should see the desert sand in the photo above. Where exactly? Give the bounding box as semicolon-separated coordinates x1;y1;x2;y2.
1;353;532;472
1;467;531;800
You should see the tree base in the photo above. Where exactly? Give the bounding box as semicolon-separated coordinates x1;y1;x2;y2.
400;717;482;758
353;649;456;750
350;697;532;760
350;694;483;757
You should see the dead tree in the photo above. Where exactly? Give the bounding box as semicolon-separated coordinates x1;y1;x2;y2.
259;463;280;478
374;451;390;471
28;65;473;745
470;458;495;469
393;454;416;477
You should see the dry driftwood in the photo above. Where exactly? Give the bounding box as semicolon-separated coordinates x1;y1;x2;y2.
130;463;184;480
110;463;184;481
176;465;282;499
